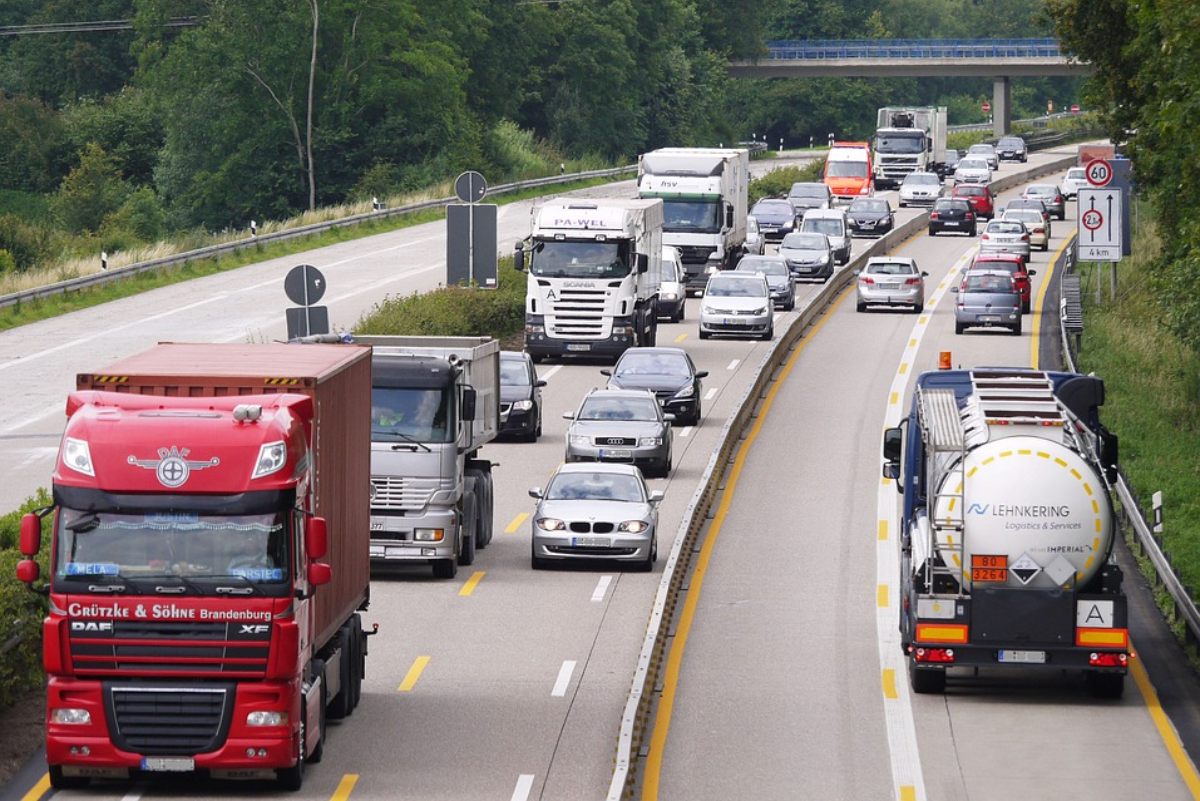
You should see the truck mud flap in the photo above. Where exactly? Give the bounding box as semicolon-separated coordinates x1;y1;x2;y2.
971;587;1074;646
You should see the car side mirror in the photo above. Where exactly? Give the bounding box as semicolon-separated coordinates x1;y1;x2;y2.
562;411;574;420
600;369;611;376
1026;269;1037;276
535;380;547;388
695;371;709;379
306;516;328;560
20;513;41;557
921;271;929;277
528;487;543;499
949;286;959;293
307;562;332;587
664;413;676;423
649;490;665;503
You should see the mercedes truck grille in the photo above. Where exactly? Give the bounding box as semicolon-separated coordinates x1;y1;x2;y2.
371;475;438;510
70;620;270;677
106;684;232;755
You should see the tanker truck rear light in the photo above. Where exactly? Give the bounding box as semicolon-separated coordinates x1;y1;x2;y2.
914;623;969;644
1088;652;1128;668
914;647;955;664
1076;627;1129;649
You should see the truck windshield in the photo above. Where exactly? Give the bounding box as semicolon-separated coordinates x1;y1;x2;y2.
372;387;453;443
826;161;868;178
530;240;631;279
54;508;289;589
661;200;721;233
874;134;925;154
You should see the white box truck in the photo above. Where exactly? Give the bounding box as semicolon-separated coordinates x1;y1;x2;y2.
515;198;663;363
872;106;948;188
354;335;499;579
637;148;749;294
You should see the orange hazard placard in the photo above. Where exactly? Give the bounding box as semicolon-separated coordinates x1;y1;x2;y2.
971;554;1008;583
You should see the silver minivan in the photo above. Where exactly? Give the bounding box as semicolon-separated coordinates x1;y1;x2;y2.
657;245;686;322
800;208;851;265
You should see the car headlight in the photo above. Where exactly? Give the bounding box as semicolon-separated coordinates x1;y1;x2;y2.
569;434;590;446
413;528;444;542
618;520;649;533
537;518;566;531
673;384;695;399
638;437;662;446
817;254;830;263
753;306;768;315
246;711;288;727
513;399;534;411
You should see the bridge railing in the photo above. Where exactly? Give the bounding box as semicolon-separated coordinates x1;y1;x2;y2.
762;37;1063;60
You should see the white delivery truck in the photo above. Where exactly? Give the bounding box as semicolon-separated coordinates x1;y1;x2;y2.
354;335;499;579
515;198;663;363
883;368;1127;697
637;148;749;294
872;106;948;188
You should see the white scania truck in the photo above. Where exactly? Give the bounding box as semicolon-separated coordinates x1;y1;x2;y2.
872;106;948;188
515;198;663;363
637;148;749;294
883;368;1127;697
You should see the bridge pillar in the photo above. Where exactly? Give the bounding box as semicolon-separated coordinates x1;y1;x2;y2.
993;77;1012;137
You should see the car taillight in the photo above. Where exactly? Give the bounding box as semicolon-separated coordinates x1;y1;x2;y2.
860;276;875;285
965;212;975;220
981;233;990;240
1021;234;1030;241
930;212;940;219
904;277;921;286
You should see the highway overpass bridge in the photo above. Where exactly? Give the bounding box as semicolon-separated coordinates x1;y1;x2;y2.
729;38;1092;136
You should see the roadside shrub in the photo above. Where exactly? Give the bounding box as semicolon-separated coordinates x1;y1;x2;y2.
102;187;167;243
0;250;16;275
51;143;130;235
749;161;824;206
0;214;59;271
0;489;53;709
486;120;553;180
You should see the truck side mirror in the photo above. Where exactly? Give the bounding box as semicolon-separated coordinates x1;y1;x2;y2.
307;562;332;587
20;513;41;557
637;254;649;274
513;243;525;273
1099;428;1119;484
306;516;328;560
882;426;904;490
16;560;39;584
725;203;734;228
461;387;478;421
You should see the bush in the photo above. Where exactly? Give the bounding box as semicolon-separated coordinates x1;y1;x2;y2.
101;187;167;243
748;161;824;206
0;489;53;709
0;213;60;271
0;250;15;275
51;143;130;235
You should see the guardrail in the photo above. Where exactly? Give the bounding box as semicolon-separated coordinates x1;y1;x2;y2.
948;112;1081;133
0;164;638;312
763;37;1064;61
1058;242;1200;649
606;151;1079;799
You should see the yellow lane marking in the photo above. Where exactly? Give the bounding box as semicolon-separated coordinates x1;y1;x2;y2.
877;584;889;608
674;333;688;343
900;786;917;801
898;362;909;375
878;520;889;541
908;338;918;348
505;512;529;534
1130;648;1200;796
331;774;360;801
882;668;899;700
459;570;486;596
398;656;431;692
641;291;848;800
20;774;49;801
1031;232;1075;369
889;391;899;405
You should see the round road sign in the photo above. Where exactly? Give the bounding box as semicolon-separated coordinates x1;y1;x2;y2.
454;171;488;203
981;101;991;113
1081;209;1104;231
284;263;327;306
1085;158;1113;188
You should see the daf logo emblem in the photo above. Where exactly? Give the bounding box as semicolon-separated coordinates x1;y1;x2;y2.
128;446;220;488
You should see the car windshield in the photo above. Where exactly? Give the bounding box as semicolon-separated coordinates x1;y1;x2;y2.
1005;212;1041;224
826;161;867;178
577;396;660;421
736;258;789;276
1027;185;1056;195
500;360;530;386
753;200;792;216
964;273;1014;292
850;199;888;212
781;233;828;250
903;174;940;186
989;221;1026;234
545;472;644;502
616;352;691;377
866;261;916;276
874;134;925;154
968;145;995;154
530;240;631;279
662;200;721;233
1067;168;1086;179
975;260;1020;275
802;218;844;237
935;201;968;211
372;387;452;443
706;277;766;297
54;508;289;586
955;186;985;197
789;184;827;199
998;138;1024;148
959;159;988;170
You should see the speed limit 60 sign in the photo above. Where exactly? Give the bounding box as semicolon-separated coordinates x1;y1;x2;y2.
1085;158;1113;187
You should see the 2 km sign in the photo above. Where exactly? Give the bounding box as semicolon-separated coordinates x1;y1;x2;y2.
1077;188;1122;262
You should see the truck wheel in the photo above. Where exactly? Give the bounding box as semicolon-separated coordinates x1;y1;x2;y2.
1086;671;1125;699
49;766;89;791
433;558;458;579
908;660;946;694
349;615;364;711
277;706;307;791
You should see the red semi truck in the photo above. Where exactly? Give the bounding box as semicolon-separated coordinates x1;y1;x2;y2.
14;343;373;791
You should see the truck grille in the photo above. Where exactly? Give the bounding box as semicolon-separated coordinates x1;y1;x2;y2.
547;286;609;338
678;245;716;264
106;684;232;755
372;475;439;510
70;620;270;677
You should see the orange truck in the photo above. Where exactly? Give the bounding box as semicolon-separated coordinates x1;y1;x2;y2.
823;141;874;201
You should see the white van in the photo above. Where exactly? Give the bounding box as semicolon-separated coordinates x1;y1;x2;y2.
657;245;687;322
801;208;851;265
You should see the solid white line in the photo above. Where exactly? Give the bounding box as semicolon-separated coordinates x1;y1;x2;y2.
551;660;577;697
679;426;694;438
773;312;782;323
511;774;536;801
703;388;718;401
540;364;564;381
726;359;740;370
119;788;144;801
591;575;613;602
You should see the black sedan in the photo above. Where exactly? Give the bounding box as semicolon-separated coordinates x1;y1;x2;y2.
602;347;708;427
499;351;546;441
928;198;977;236
846;198;895;237
750;198;799;243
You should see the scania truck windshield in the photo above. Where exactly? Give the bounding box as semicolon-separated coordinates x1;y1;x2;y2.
660;200;721;233
529;240;632;279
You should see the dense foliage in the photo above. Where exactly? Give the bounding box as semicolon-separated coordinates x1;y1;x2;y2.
0;490;52;708
1048;0;1200;352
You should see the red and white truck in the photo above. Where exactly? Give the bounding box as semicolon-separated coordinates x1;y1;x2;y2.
14;343;374;791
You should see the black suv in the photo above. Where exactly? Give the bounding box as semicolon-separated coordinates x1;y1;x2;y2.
928;198;977;237
996;136;1028;163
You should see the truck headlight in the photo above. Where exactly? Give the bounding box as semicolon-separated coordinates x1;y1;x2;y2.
537;518;566;531
413;528;444;542
525;323;545;334
51;708;91;725
618;520;649;533
513;399;534;411
252;441;287;479
638;437;662;446
63;438;95;477
660;291;677;301
246;711;288;727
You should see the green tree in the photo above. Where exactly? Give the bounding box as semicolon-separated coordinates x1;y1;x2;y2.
52;143;130;234
63;87;163;187
0;96;71;192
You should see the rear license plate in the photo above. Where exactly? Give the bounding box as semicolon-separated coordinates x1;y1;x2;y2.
980;315;1001;323
945;220;962;226
879;283;900;290
566;343;590;352
141;757;194;773
998;649;1046;664
599;448;633;460
573;536;611;547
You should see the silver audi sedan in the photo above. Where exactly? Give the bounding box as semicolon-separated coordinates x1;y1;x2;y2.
529;463;663;570
563;389;673;477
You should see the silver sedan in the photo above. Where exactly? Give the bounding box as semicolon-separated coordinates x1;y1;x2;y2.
529;463;663;570
563;389;673;477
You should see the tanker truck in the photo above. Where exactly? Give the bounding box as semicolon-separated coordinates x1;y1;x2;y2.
882;367;1126;697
